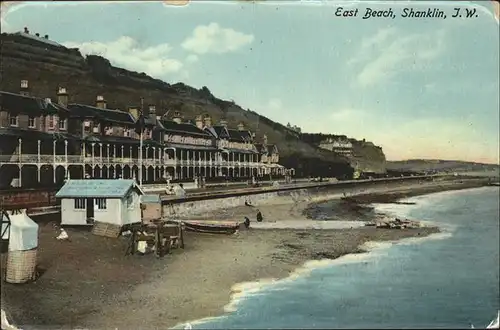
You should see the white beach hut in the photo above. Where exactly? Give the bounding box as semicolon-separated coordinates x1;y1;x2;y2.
55;179;145;227
1;209;39;284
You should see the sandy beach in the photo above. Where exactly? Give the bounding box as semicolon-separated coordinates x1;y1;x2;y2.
0;177;491;329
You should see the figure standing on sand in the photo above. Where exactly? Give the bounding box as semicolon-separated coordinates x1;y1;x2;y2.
256;209;263;222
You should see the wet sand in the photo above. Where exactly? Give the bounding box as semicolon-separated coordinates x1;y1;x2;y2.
0;177;489;329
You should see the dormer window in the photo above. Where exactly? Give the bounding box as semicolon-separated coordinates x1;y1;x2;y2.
58;118;67;130
124;129;130;137
83;120;91;132
105;126;113;135
9;114;19;127
28;116;36;128
92;126;100;134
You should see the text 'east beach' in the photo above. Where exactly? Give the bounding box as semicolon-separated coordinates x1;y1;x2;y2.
334;7;481;19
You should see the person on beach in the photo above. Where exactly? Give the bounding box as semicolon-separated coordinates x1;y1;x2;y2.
256;209;263;222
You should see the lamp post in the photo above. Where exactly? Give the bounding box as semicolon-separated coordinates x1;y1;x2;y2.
139;97;144;187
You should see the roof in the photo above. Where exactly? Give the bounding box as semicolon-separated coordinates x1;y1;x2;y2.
253;143;278;154
141;194;161;203
68;104;136;125
211;125;230;139
82;135;162;147
267;144;278;154
227;129;247;143
0;91;69;116
56;179;144;198
161;120;211;137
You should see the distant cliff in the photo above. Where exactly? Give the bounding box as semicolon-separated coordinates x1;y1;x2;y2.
387;159;500;174
300;133;387;174
0;32;385;176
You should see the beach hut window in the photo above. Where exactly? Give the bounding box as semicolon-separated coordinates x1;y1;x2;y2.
74;198;86;210
126;194;134;209
95;198;107;210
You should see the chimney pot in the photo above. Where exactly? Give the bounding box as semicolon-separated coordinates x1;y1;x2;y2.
44;35;49;39
24;27;29;34
35;33;40;37
203;114;212;127
96;95;107;109
172;111;183;124
57;87;69;107
195;115;203;129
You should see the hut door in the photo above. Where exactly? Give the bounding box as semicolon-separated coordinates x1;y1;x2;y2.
86;198;94;219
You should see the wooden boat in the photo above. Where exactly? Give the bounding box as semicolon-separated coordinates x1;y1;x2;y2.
183;220;241;234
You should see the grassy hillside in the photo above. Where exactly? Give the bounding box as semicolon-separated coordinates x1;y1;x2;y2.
387;159;499;174
0;32;387;176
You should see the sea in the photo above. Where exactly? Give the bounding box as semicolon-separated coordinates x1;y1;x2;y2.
176;187;500;329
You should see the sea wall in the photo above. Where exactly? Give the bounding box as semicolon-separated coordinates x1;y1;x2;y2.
161;179;411;218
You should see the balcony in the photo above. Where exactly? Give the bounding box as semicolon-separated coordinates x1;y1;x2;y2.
0;154;265;168
0;154;175;167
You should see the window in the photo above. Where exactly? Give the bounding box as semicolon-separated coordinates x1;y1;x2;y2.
124;129;130;137
126;194;134;209
95;198;107;210
83;121;91;132
48;115;55;129
74;198;85;209
9;114;18;127
58;118;66;130
28;116;36;128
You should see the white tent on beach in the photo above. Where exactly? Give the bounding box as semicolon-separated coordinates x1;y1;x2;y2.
1;209;39;251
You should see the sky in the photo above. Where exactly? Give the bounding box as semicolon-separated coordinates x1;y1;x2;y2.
1;0;499;164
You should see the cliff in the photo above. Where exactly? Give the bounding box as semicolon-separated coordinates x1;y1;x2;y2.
300;133;387;174
0;32;384;176
387;159;500;174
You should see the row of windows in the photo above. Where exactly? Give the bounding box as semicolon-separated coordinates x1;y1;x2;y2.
8;115;66;130
73;196;135;210
74;198;107;210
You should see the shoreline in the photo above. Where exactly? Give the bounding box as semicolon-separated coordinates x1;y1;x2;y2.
1;179;492;329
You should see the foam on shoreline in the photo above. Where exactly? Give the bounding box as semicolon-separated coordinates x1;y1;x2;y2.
171;228;451;329
170;185;487;329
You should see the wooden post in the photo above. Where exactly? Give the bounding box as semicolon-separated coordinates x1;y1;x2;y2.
179;222;185;249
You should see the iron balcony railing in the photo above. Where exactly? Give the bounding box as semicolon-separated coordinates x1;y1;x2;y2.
0;154;264;167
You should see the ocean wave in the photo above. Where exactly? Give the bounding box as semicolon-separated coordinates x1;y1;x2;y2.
174;229;444;329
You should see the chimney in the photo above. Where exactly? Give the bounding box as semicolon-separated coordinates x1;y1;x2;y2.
44;35;49;39
96;95;107;109
195;115;203;130
219;119;228;127
57;87;68;107
128;107;139;120
172;111;182;124
237;122;245;131
148;105;156;121
20;80;29;96
263;134;268;146
203;114;212;127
